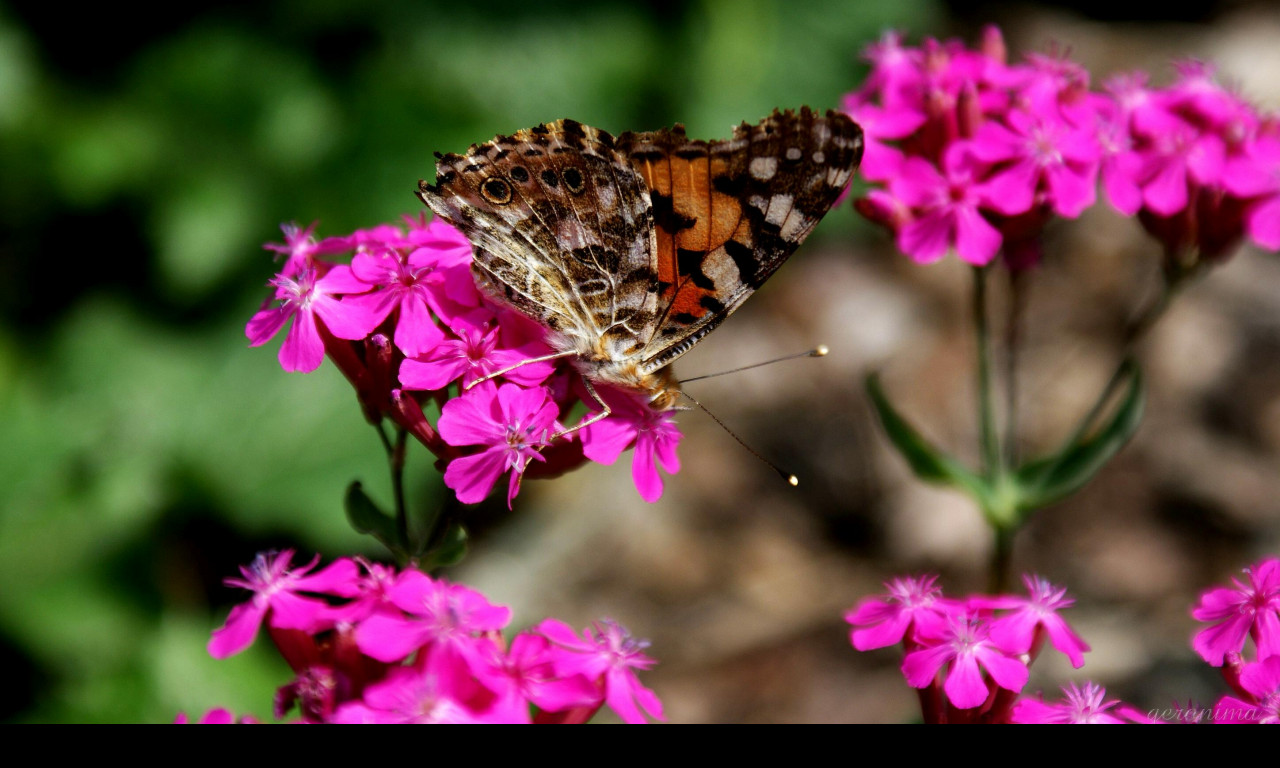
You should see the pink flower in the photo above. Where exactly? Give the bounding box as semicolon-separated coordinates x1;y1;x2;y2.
970;574;1090;668
245;266;377;372
1224;136;1280;249
539;619;665;724
1192;558;1280;666
330;666;500;724
437;382;561;508
207;552;358;659
1010;682;1135;724
969;108;1100;217
355;570;511;665
890;149;1002;265
399;324;555;392
264;221;352;277
1212;656;1280;724
174;708;256;724
845;574;952;650
902;613;1029;710
580;386;683;503
470;631;601;717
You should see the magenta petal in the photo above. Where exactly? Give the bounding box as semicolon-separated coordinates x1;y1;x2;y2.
207;601;267;659
279;310;324;372
976;647;1029;692
1103;156;1143;215
1247;196;1280;250
400;349;466;392
438;386;504;446
943;656;990;710
1046;163;1097;218
952;206;1002;265
355;613;429;663
899;210;952;263
316;264;370;295
902;644;951;688
852;612;911;651
581;418;635;464
444;448;509;504
1187;134;1225;185
980;160;1038;215
246;305;290;346
1043;616;1090;668
393;295;445;358
631;442;664;503
313;296;377;341
1143;157;1189;216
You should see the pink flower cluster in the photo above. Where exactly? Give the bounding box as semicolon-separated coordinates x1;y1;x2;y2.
848;28;1280;267
851;557;1280;723
245;218;682;507
846;573;1150;723
1193;557;1280;723
190;551;664;724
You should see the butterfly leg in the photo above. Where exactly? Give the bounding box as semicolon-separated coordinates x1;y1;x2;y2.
551;377;611;440
463;350;577;390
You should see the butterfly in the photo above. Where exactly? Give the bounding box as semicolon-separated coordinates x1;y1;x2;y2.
416;107;863;431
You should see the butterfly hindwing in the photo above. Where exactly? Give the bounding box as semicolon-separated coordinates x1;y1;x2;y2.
618;108;864;373
418;121;659;359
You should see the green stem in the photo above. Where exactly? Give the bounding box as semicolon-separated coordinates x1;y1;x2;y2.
973;266;1001;479
390;428;409;550
1004;268;1026;469
989;527;1014;594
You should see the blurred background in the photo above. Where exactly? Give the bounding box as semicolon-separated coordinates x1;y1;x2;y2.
3;0;1280;723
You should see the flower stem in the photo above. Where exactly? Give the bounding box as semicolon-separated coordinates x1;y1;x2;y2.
391;427;409;549
1004;268;1026;469
973;266;1001;480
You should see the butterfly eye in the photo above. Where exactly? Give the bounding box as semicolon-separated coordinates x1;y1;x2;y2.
480;178;513;205
508;166;530;183
561;167;586;195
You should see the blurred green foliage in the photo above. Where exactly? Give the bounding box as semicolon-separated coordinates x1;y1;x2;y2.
0;0;937;722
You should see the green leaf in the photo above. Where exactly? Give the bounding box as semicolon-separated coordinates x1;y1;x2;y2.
344;481;401;554
425;523;469;569
1015;361;1145;511
865;373;993;507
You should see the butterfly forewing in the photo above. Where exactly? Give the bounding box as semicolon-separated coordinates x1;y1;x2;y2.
618;107;864;374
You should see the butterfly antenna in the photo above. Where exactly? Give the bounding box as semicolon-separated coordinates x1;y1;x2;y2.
678;391;799;487
677;345;828;385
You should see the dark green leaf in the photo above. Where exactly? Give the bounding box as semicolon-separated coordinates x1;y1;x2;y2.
866;373;993;506
1015;361;1145;510
426;523;469;569
344;481;401;553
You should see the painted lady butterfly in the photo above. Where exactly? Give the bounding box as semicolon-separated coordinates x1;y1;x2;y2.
417;107;863;428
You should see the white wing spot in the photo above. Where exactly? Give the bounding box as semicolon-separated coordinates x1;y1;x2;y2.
811;150;825;164
785;147;802;161
749;156;778;180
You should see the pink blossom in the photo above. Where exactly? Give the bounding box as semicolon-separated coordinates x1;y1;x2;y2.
1212;656;1280;724
539;619;665;724
245;266;377;372
1224;136;1280;249
845;574;953;650
330;665;501;724
436;382;561;507
1192;558;1280;666
969;108;1100;217
399;324;555;392
580;386;683;503
355;570;511;665
970;574;1090;668
902;613;1029;710
471;631;601;717
890;149;1002;265
1010;682;1134;724
208;552;358;658
264;221;352;277
173;708;256;724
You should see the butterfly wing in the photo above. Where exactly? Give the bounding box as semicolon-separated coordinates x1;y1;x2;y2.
418;120;660;362
617;108;864;374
